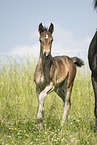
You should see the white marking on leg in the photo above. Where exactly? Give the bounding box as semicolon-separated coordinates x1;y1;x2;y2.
61;89;71;127
37;91;46;119
37;82;54;120
61;102;70;126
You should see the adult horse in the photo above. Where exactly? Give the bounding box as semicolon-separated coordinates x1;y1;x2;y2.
88;0;97;133
34;23;84;127
94;0;97;8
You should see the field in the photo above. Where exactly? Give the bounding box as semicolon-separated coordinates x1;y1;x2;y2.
0;56;97;145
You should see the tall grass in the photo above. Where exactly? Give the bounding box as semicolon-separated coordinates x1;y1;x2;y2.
0;56;97;145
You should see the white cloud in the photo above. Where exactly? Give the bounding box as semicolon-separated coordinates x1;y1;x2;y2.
9;43;39;59
52;24;92;62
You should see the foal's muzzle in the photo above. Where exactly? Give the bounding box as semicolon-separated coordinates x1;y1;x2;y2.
43;51;50;58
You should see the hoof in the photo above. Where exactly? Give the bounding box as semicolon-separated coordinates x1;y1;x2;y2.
37;118;43;123
37;118;43;130
38;122;43;130
61;118;68;127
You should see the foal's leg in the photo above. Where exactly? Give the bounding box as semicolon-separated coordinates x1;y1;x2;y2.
92;75;97;133
55;73;69;102
55;86;66;102
37;82;54;122
61;86;72;127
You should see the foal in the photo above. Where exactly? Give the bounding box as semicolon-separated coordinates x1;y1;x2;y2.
34;23;84;127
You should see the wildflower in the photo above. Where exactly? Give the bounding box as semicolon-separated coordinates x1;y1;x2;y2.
15;128;17;130
61;138;65;141
54;139;57;142
71;138;75;143
8;136;11;138
73;117;76;120
49;127;51;130
51;132;54;134
25;134;29;137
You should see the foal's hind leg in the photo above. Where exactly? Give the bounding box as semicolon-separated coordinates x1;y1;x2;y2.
55;75;72;126
92;75;97;133
61;86;72;127
55;86;66;102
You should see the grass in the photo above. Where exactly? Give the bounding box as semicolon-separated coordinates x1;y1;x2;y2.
0;56;97;145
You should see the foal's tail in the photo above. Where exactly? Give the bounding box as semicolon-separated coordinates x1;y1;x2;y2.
71;57;84;67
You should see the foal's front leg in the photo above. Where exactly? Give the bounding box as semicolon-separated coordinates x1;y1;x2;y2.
37;82;54;122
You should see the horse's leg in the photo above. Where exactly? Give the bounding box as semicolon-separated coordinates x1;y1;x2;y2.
61;86;72;127
55;83;72;126
55;73;72;126
92;75;97;133
55;86;66;102
55;73;69;102
37;82;54;123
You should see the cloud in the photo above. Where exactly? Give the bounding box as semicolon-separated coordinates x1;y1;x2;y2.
8;43;39;59
52;24;92;62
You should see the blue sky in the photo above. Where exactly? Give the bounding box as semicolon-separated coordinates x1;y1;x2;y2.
0;0;97;62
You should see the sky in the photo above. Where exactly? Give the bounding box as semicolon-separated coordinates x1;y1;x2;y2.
0;0;97;63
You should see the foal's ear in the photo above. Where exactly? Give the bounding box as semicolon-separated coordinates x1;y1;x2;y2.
49;23;54;34
38;23;44;34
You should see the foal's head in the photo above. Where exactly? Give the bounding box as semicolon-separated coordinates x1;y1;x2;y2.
39;23;54;58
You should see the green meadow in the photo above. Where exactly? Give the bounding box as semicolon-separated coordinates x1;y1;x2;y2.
0;56;97;145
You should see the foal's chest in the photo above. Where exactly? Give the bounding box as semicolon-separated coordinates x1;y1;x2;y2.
34;60;44;85
34;58;54;85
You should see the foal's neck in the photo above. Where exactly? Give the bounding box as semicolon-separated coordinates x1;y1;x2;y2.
42;55;53;66
39;50;52;64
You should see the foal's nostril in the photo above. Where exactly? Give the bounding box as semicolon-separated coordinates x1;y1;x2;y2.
43;51;50;58
44;52;46;57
